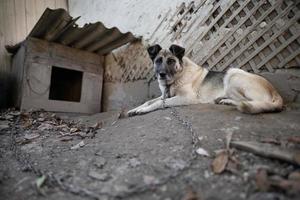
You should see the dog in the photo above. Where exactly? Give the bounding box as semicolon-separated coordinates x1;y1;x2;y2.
127;44;283;116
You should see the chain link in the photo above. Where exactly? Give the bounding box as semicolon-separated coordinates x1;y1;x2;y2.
162;95;200;158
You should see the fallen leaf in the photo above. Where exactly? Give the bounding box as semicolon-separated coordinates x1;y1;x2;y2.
182;186;200;200
91;122;102;129
270;176;300;195
196;148;210;157
38;123;53;131
70;141;85;150
212;150;229;174
70;127;78;133
36;175;46;188
24;133;40;140
255;168;270;192
288;171;300;181
287;136;300;144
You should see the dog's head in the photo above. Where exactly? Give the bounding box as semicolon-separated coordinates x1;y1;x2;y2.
147;44;185;83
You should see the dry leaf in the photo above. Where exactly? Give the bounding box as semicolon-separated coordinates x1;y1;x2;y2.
212;150;229;174
288;171;300;181
24;133;40;140
91;122;102;129
70;127;78;133
287;136;300;144
182;186;200;200
255;168;270;192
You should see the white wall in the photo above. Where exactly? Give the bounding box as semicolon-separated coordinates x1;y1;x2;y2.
69;0;194;39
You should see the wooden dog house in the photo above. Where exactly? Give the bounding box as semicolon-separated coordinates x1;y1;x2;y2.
7;8;136;113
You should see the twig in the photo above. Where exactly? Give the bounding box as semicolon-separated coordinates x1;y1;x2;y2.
230;141;300;166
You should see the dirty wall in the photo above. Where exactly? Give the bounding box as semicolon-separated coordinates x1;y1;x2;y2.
69;0;300;111
0;0;68;109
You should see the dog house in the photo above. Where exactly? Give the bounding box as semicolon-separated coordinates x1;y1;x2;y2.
6;8;136;113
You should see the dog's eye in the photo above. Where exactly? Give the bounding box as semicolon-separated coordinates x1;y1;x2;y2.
155;57;163;64
167;58;176;65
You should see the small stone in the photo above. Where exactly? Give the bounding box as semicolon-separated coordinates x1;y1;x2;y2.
37;118;45;122
204;170;210;179
164;117;171;120
143;175;159;185
128;158;141;167
70;141;85;150
94;157;106;168
88;171;110;181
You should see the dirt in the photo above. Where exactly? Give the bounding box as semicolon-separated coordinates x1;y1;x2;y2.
0;104;299;200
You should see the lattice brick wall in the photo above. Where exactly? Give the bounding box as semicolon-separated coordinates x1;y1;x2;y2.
104;0;300;83
145;0;300;81
192;0;300;73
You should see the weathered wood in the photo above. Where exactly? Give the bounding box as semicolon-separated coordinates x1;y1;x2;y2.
218;5;297;71
26;38;103;74
197;0;265;65
231;141;300;166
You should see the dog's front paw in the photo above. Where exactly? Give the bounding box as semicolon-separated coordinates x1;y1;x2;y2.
127;109;137;117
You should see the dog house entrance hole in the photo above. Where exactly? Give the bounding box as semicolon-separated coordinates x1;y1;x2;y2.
49;66;83;102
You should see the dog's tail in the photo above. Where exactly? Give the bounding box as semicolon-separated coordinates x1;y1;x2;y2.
237;91;283;114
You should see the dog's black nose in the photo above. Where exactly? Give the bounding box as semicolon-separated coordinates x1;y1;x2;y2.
159;73;166;78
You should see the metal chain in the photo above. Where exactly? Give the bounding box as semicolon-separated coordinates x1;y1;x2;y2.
162;95;200;158
10;113;196;200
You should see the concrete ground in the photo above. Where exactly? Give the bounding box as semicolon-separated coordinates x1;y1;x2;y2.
0;103;299;200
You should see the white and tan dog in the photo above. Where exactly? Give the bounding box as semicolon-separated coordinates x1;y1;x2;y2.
127;44;283;116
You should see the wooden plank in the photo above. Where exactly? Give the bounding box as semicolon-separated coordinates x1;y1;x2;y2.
231;141;300;165
27;38;102;65
22;97;101;114
184;0;223;53
207;1;285;69
11;45;26;107
216;6;297;71
248;21;300;70
278;48;300;68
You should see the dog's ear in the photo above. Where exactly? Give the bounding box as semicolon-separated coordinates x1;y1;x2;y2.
147;44;162;61
169;44;185;60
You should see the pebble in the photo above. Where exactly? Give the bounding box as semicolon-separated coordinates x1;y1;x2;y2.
94;157;107;168
88;171;110;181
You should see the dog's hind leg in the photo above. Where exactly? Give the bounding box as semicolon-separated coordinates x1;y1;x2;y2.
214;97;239;106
